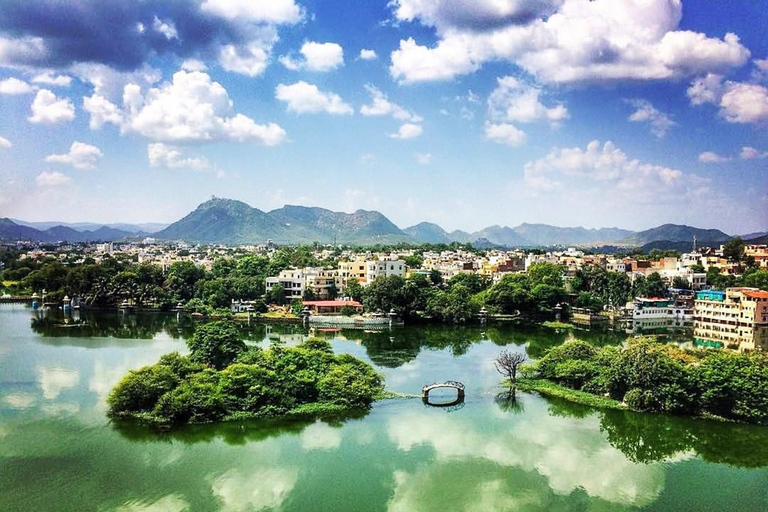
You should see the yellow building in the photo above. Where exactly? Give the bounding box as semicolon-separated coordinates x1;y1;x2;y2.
338;260;367;284
693;287;768;351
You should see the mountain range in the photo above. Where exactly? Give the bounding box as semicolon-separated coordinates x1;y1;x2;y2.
2;197;759;248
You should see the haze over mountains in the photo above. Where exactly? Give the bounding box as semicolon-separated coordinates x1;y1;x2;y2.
1;197;755;248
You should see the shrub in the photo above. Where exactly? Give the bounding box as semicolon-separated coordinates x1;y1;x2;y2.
107;364;179;414
153;370;225;424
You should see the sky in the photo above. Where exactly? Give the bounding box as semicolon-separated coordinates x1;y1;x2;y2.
0;0;766;235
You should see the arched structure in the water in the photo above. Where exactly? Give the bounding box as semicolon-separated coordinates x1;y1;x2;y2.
421;381;465;406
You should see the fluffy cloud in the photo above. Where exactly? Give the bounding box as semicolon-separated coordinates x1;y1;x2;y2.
148;143;208;169
0;76;33;94
390;0;749;84
152;16;178;40
740;146;768;160
45;141;103;169
28;89;75;124
627;99;675;138
698;151;729;164
275;81;353;115
85;70;286;145
212;468;299;512
0;1;301;78
360;85;421;122
390;123;423;139
37;366;79;400
488;76;568;126
280;41;344;72
485;122;526;147
391;0;562;30
218;27;278;77
523;140;705;204
36;171;73;187
359;49;377;60
32;72;72;87
0;136;10;148
687;74;768;124
201;0;303;24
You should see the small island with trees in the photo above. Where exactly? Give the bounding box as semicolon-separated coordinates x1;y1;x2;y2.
107;320;384;425
511;336;768;425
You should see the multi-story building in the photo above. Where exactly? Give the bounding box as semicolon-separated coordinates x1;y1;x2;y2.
365;258;405;283
265;269;306;301
693;288;768;351
338;259;367;284
265;267;341;301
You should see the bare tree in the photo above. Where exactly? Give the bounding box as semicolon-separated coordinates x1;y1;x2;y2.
494;350;527;384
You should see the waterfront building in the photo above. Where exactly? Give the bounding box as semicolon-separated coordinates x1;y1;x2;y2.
693;288;768;351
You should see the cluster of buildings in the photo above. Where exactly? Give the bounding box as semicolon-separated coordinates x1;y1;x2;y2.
693;288;768;352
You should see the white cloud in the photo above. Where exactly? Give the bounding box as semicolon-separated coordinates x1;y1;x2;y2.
36;171;73;187
28;89;75;124
687;74;768;124
0;136;10;148
32;72;72;87
201;0;303;24
522;141;707;207
390;123;423;139
740;146;768;160
698;151;729;164
218;30;277;77
85;70;286;146
71;62;161;100
391;0;562;29
212;468;298;512
0;77;33;94
280;41;344;72
300;422;342;450
359;49;378;60
488;76;568;127
360;85;422;122
485;122;526;147
152;16;178;40
686;73;723;106
83;94;124;129
181;59;206;72
275;81;353;115
416;152;432;165
148;143;208;170
627;99;675;138
45;141;103;169
390;0;749;84
37;366;79;400
719;83;768;124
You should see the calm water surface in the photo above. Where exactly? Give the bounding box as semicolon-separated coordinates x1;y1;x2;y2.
1;305;766;512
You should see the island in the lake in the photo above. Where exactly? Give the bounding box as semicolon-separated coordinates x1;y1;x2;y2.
107;320;384;425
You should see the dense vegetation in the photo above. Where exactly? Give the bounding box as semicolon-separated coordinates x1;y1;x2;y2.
2;243;766;323
107;321;384;425
524;337;768;424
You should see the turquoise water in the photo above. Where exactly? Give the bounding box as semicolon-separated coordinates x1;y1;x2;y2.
1;305;766;511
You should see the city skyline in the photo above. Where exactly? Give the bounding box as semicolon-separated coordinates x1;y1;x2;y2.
1;0;766;234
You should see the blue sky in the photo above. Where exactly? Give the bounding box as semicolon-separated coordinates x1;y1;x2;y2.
0;0;766;235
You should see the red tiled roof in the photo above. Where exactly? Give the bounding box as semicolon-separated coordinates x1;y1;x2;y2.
743;290;768;299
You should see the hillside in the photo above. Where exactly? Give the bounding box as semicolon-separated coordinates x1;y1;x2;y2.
621;224;731;246
512;223;634;246
156;199;411;245
403;222;453;244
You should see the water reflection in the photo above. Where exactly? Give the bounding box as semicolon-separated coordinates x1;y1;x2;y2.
530;396;768;469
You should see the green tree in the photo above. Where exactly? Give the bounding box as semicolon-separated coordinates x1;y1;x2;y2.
186;320;246;370
722;237;745;262
265;283;286;305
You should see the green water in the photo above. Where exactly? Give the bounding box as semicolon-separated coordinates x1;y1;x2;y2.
1;305;766;512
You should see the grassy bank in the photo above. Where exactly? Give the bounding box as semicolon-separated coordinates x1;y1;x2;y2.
515;378;627;410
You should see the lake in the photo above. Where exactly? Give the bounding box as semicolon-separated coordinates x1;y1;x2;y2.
1;305;766;512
